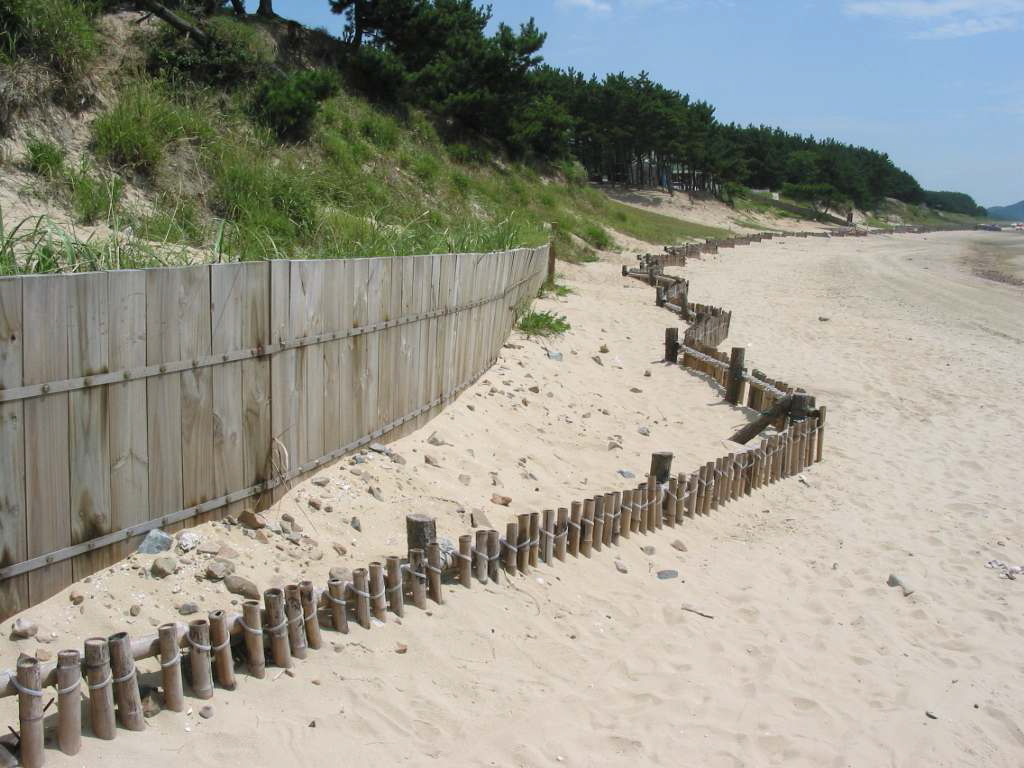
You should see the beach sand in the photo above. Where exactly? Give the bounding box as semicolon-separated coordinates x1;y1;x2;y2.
2;230;1022;767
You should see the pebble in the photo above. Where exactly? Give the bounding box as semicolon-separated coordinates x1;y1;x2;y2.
591;355;604;366
370;442;389;454
546;350;563;362
470;510;492;528
459;474;472;486
199;705;214;719
178;532;202;552
617;469;635;479
491;493;512;507
614;559;628;574
137;529;173;554
69;589;85;606
368;486;384;501
142;693;161;718
35;648;52;662
656;569;679;580
151;555;178;578
644;369;651;377
886;573;914;597
197;540;220;555
641;545;656;555
312;477;330;487
205;559;235;581
395;643;408;654
129;604;141;617
424;454;441;467
178;602;200;616
351;517;362;532
671;539;688;553
224;575;260;601
332;542;348;556
638;426;651;436
308;498;322;511
239;510;267;529
599;344;609;354
427;431;449;447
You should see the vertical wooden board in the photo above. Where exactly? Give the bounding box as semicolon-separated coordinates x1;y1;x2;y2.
446;254;463;396
416;255;438;428
377;258;398;436
0;277;27;619
211;263;246;521
23;275;71;603
396;256;415;436
291;260;325;466
364;258;382;437
269;260;295;503
334;259;356;448
67;272;112;581
321;260;343;454
179;266;214;524
241;262;270;501
348;258;369;440
146;268;183;524
107;270;148;561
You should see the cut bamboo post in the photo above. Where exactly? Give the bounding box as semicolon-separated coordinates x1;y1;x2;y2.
620;489;633;538
516;513;531;573
284;584;309;657
711;458;723;510
474;530;489;583
327;579;351;634
504;522;518;572
458;535;473;587
555;507;568;560
263;588;292;669
648;474;660;530
541;509;554;564
604;493;616;546
299;581;323;649
16;656;43;768
487;529;500;582
635;484;646;533
686;473;698;518
568;502;582;556
816;406;826;462
528;511;540;568
426;542;443;604
209;610;236;690
580;499;594;557
409;549;427;609
591;495;604;554
368;563;388;622
352;569;371;628
702;462;715;515
666;477;678;527
693;467;705;515
109;632;145;730
84;637;115;740
56;649;81;756
386;556;405;616
186;620;214;701
241;602;266;679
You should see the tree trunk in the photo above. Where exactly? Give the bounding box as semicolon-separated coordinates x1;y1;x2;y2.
257;0;274;17
229;0;246;16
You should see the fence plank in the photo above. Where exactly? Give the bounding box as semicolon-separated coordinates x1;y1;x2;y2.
180;266;214;527
291;261;324;465
68;273;111;580
0;278;27;618
107;271;148;561
269;260;294;504
363;259;382;437
241;262;271;511
23;275;72;604
211;264;246;522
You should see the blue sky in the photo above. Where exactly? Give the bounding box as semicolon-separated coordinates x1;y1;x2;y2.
258;1;1023;206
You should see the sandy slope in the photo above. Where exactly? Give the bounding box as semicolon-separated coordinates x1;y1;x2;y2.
3;231;1023;767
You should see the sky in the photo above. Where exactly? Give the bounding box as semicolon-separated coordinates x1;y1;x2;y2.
257;1;1023;206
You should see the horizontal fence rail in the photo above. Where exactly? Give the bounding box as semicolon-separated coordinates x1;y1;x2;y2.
0;247;549;620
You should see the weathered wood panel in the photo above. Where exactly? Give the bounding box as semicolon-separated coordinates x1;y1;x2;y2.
0;278;27;617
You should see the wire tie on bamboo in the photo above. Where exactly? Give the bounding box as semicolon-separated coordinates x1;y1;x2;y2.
88;671;113;690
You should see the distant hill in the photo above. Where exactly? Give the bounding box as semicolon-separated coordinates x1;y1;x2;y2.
987;201;1024;221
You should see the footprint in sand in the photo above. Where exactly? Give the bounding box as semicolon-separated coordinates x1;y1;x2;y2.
792;697;820;712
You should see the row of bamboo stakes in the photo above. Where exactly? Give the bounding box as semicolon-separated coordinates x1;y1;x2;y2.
5;410;826;765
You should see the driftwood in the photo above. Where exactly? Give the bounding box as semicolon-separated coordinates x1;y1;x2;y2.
135;1;212;47
730;395;793;445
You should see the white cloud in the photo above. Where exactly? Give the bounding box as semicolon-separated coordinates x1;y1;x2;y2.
845;0;1024;37
558;0;613;13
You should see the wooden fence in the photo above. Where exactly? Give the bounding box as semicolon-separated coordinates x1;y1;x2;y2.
0;247;549;621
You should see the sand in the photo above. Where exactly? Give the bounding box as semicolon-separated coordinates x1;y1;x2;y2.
3;229;1023;767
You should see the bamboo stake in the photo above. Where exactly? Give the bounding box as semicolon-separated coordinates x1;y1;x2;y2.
516;513;531;573
648;474;660;530
386;556;405;616
605;493;617;546
666;477;678;527
580;499;594;557
16;656;43;768
264;588;291;669
474;530;489;583
368;563;388;622
352;569;371;628
241;602;266;679
541;509;554;564
555;507;568;560
426;542;444;604
702;462;715;516
816;406;826;462
109;632;145;730
591;495;604;553
186;620;214;701
57;649;81;756
568;502;582;556
693;466;706;514
158;624;185;712
458;535;473;587
620;489;633;539
487;529;501;582
409;549;428;609
284;584;309;657
686;473;698;518
327;579;351;634
299;581;322;649
84;637;115;740
528;512;540;568
209;610;236;689
637;484;648;534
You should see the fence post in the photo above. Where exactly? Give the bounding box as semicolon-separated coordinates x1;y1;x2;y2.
664;328;679;363
726;347;746;405
547;223;558;286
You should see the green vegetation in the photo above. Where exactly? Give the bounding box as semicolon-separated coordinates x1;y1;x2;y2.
922;190;987;217
0;0;99;79
515;306;570;338
25;136;65;177
251;69;340;140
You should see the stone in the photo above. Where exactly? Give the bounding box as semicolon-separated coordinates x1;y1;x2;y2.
818;316;830;322
332;542;348;556
367;486;384;501
546;350;563;362
424;454;441;467
351;517;362;532
205;559;235;581
459;474;472;486
638;426;651;437
886;573;914;597
224;575;260;601
591;355;603;366
644;369;651;377
137;529;173;554
142;692;161;718
177;532;202;552
617;469;635;479
178;602;200;616
129;604;141;617
427;431;449;447
671;539;688;553
656;569;679;580
599;344;609;354
491;493;512;507
470;510;491;528
370;442;389;454
640;545;656;556
197;540;220;555
255;530;271;545
69;589;85;606
528;385;540;394
390;453;406;465
308;498;322;511
150;555;178;579
218;544;239;560
238;510;267;530
199;705;214;719
285;532;302;545
629;387;643;394
309;549;324;561
312;477;330;487
35;648;52;662
395;643;408;654
280;520;293;534
614;559;628;574
329;567;352;584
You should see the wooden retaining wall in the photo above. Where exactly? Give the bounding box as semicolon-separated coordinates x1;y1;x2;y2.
0;247;549;621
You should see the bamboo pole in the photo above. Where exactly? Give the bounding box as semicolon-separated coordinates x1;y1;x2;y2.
504;522;518;573
299;581;322;649
686;473;698;518
605;493;617;546
580;499;594;557
84;637;115;740
386;556;405;616
635;484;646;533
458;535;473;587
327;579;351;633
241;602;266;679
620;489;633;539
426;542;444;604
541;509;554;565
555;507;568;560
591;496;604;554
474;530;489;583
816;406;826;462
16;656;43;768
368;563;388;622
158;624;185;713
109;632;145;730
264;588;292;669
186;620;214;701
352;569;371;628
702;462;715;516
409;549;427;609
649;474;660;530
528;511;540;568
568;502;582;556
516;513;531;573
487;529;500;582
56;649;81;756
666;477;678;527
209;610;236;689
284;584;309;657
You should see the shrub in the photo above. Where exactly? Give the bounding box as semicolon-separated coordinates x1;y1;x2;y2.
67;163;123;225
515;306;570;338
144;15;273;87
25;137;65;177
579;222;612;250
343;45;407;105
251;69;339;141
358;111;399;149
0;0;97;78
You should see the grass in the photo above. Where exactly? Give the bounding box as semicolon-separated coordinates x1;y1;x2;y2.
515;306;570;337
539;275;572;297
0;0;99;79
25;137;65;177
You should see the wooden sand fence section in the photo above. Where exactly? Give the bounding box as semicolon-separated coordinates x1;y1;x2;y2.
0;247;549;622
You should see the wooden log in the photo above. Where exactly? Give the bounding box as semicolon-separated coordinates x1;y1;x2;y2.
815;406;826;462
458;535;473;587
426;542;444;604
406;514;436;555
555;507;568;560
240;602;266;678
16;657;43;768
57;649;81;756
730;395;793;445
186;620;214;701
516;513;531;573
487;529;501;582
649;452;674;484
284;584;309;657
591;496;604;554
409;548;428;608
528;511;540;568
263;588;291;669
352;569;371;628
474;530;489;583
580;499;594;557
367;563;388;622
664;328;679;363
84;637;115;740
299;581;323;648
620;489;633;538
109;632;145;729
386;556;405;616
209;610;236;690
568;502;582;556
